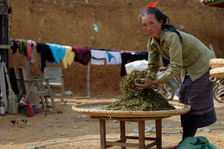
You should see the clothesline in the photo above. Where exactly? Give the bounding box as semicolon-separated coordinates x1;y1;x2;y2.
10;39;150;97
10;39;149;76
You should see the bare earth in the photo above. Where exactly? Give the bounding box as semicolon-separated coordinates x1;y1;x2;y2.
3;0;224;149
0;97;224;149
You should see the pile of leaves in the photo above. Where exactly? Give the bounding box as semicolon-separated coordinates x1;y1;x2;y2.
103;69;175;111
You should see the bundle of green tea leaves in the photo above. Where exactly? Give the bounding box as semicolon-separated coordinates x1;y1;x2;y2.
104;69;175;111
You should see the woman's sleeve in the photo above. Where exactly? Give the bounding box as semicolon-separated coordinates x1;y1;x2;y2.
147;45;160;79
157;34;183;83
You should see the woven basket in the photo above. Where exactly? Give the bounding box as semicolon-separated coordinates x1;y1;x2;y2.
209;67;224;82
72;101;191;118
210;67;224;79
209;58;224;68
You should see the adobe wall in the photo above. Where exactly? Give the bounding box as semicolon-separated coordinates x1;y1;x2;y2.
8;0;224;96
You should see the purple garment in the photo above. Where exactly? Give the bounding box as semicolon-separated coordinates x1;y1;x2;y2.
72;47;91;65
179;70;216;128
179;70;215;115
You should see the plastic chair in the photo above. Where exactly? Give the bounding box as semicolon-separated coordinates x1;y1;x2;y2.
43;67;65;103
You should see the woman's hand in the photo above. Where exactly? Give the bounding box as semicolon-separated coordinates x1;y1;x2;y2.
135;78;159;89
159;66;167;71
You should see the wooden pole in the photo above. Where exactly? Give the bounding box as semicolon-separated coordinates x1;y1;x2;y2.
87;62;90;97
156;119;162;149
138;120;145;149
0;0;9;112
120;121;126;149
99;119;106;149
0;0;9;69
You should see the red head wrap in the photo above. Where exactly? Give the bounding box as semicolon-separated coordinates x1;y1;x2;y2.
138;2;158;18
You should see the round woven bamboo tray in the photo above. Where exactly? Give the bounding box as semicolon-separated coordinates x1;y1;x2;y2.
209;67;224;81
72;101;191;118
209;58;224;68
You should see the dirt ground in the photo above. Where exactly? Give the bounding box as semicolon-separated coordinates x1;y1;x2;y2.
2;0;224;149
0;97;224;149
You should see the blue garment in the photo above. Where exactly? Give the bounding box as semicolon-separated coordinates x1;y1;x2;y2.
46;43;66;64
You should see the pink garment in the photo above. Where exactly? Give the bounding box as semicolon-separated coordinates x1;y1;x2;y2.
27;40;32;58
121;50;136;54
200;0;213;3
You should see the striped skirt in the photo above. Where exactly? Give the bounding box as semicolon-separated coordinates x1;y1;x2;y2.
179;70;217;128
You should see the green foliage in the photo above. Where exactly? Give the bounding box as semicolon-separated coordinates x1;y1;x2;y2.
104;70;175;111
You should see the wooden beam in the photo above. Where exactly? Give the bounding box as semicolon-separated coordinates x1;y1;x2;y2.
0;45;9;49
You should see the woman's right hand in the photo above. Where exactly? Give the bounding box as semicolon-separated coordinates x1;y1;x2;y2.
135;78;159;89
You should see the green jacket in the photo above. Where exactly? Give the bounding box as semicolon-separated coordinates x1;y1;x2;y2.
147;29;215;83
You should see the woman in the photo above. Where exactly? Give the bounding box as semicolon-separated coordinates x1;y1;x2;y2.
136;7;216;149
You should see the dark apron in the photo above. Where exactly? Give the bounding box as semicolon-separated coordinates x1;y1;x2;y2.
179;70;217;128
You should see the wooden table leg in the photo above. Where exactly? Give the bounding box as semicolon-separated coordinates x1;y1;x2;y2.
120;121;126;149
138;120;145;149
100;119;106;149
155;119;162;149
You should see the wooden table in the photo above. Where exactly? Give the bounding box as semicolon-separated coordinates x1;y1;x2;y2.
91;116;163;149
72;101;191;149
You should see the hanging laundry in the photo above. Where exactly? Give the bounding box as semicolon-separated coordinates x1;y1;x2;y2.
10;39;27;56
62;46;75;69
10;40;19;54
19;39;28;56
72;47;91;65
46;43;66;64
120;51;148;76
36;43;55;72
27;40;32;58
28;40;36;63
105;51;122;65
121;50;137;54
140;51;148;55
90;49;106;65
25;40;37;78
28;40;36;46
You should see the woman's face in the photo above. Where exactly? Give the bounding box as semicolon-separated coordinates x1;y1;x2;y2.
141;14;162;40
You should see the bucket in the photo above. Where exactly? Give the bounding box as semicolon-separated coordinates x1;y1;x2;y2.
24;104;36;117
